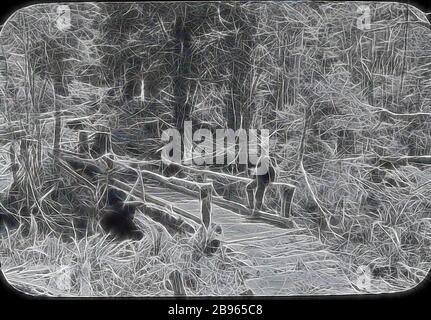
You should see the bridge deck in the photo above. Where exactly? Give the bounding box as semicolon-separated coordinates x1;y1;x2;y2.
145;183;356;295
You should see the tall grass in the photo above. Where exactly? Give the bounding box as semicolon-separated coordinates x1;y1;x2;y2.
0;212;248;296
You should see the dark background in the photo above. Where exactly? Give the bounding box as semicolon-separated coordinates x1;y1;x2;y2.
0;0;429;316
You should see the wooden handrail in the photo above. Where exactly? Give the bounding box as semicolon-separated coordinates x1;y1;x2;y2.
116;158;295;221
167;161;296;189
113;159;292;227
164;161;295;218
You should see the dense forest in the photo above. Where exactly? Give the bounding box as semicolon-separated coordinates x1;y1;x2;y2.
0;2;430;295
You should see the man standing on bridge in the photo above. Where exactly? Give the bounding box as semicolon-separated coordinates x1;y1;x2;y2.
246;155;277;217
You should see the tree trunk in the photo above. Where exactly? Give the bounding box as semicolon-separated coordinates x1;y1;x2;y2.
173;16;192;133
52;77;67;178
122;57;142;103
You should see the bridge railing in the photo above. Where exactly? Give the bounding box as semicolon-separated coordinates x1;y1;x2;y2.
65;128;295;227
164;162;296;218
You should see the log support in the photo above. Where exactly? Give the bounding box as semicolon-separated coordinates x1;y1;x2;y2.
199;183;212;230
78;131;89;156
167;270;186;296
280;185;295;218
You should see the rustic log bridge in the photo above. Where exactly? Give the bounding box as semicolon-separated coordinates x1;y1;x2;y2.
87;133;295;220
63;127;295;229
166;161;296;218
61;148;294;228
113;159;294;227
129;166;291;225
143;173;293;227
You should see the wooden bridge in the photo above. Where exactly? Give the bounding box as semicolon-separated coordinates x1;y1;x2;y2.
55;127;357;295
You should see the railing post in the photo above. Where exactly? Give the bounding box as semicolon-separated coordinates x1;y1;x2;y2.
92;127;111;156
167;270;186;296
92;126;113;169
9;144;18;185
199;183;212;230
78;131;89;157
280;185;295;218
254;181;267;211
246;180;256;209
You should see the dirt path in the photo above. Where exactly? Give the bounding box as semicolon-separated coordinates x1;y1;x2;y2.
145;183;357;295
